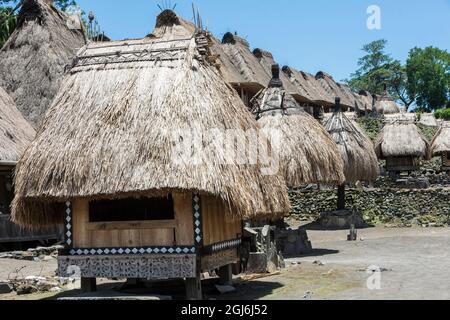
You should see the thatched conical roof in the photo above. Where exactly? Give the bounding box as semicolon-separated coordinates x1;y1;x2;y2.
374;88;401;115
12;10;290;229
429;122;450;158
250;65;345;187
325;99;379;183
0;0;86;127
0;86;36;163
375;117;429;159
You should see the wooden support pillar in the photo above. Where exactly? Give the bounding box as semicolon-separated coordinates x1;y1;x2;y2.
185;275;202;300
337;184;346;211
81;277;97;293
218;264;233;286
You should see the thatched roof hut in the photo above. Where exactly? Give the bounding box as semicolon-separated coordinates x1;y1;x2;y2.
12;10;290;229
0;0;86;127
250;65;345;187
325;99;379;183
374;87;401;115
0;86;35;163
375;119;429;160
429;122;450;158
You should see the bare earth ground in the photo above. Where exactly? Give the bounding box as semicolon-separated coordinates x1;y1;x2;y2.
1;227;450;300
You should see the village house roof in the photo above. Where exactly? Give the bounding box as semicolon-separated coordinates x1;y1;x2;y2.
429;122;450;158
0;86;36;163
0;0;86;127
375;116;429;159
12;10;291;229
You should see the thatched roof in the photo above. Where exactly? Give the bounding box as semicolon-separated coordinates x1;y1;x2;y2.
252;48;303;102
357;90;374;112
374;89;401;115
250;65;345;187
0;0;86;127
325;100;379;182
315;71;358;110
0;86;36;163
419;113;439;127
429;122;450;157
219;32;270;93
282;66;335;106
12;10;291;229
375;119;429;159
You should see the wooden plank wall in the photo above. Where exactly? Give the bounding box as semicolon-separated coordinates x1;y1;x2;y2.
72;193;194;248
201;195;242;246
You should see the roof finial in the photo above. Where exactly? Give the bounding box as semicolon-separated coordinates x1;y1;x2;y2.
268;64;283;88
335;97;342;112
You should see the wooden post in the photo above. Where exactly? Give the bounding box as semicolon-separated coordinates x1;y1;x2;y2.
337;184;346;211
185;275;202;300
81;277;97;293
218;264;233;286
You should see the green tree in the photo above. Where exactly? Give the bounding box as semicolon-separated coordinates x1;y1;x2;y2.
0;0;77;47
347;39;413;107
406;47;450;112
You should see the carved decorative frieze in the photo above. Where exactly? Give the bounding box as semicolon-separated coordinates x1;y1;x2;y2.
58;254;197;279
201;249;238;272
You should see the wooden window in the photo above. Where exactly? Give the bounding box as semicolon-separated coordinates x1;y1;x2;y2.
89;195;175;222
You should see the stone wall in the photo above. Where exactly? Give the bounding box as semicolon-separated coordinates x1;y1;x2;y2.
289;188;450;227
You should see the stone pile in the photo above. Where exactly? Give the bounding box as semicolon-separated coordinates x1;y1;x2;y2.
0;245;63;261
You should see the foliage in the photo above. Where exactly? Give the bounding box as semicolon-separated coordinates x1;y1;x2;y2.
346;39;412;106
434;108;450;120
406;47;450;112
0;6;15;47
356;117;384;141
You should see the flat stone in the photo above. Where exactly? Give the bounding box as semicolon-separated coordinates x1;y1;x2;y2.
215;285;236;294
0;282;13;294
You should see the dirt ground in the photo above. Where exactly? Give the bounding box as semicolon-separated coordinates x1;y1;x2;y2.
1;226;450;300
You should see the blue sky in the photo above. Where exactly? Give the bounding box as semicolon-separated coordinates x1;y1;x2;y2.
76;0;450;82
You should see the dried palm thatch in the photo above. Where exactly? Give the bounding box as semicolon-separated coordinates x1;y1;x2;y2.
281;66;335;107
12;10;290;229
325;101;379;183
429;122;450;158
357;90;374;113
374;88;401;115
375;118;429;159
252;48;303;102
0;86;35;162
220;32;270;93
315;71;359;111
250;65;345;187
419;113;439;127
0;0;86;127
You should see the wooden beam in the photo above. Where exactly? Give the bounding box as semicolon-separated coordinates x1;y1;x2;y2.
86;220;177;231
